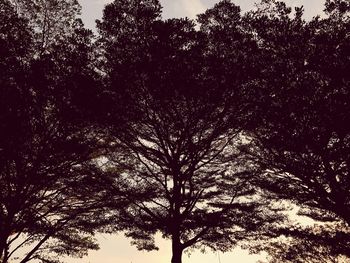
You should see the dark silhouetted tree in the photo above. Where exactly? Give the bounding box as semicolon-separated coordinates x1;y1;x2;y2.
0;1;112;262
249;0;350;224
96;1;286;263
238;0;350;260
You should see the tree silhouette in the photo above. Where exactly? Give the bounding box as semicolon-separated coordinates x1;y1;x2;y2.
0;1;111;262
2;0;349;262
96;1;286;262
249;0;350;223
240;0;350;259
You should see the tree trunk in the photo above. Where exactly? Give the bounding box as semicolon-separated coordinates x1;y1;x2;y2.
171;232;183;263
0;234;9;263
171;170;183;263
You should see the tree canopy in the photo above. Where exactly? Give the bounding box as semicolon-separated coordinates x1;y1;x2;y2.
0;1;111;262
94;1;290;263
1;0;350;262
244;0;350;225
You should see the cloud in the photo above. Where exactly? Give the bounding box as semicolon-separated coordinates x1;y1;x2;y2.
181;0;206;18
80;0;113;30
161;0;206;19
285;0;325;18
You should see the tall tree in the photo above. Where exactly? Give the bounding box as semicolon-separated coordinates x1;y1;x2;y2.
0;1;111;262
239;0;350;257
97;1;285;262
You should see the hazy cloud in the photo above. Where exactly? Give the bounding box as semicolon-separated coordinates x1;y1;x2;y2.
80;0;112;29
178;0;206;18
161;0;206;19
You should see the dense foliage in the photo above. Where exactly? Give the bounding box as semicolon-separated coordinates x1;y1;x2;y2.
1;1;111;262
1;0;349;262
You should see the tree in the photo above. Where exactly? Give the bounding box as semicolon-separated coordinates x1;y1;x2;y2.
0;1;112;262
96;1;286;262
239;0;350;257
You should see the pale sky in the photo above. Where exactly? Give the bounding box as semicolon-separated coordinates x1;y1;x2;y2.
80;0;326;30
66;1;327;263
63;233;267;263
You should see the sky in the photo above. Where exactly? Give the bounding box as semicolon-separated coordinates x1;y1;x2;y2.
64;233;267;263
80;0;326;30
68;1;327;263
